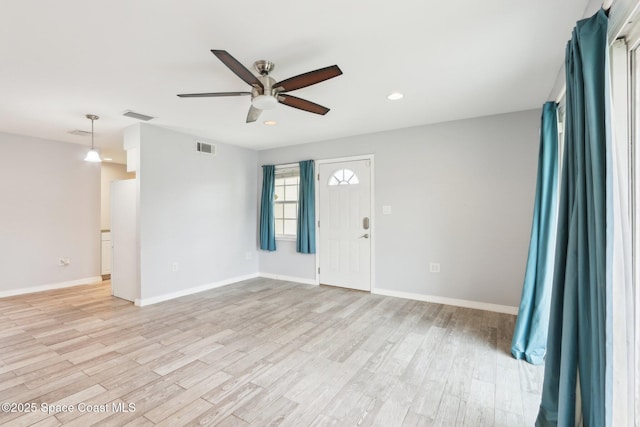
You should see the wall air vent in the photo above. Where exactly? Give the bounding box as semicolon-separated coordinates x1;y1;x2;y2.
68;129;92;136
196;141;216;155
122;110;155;121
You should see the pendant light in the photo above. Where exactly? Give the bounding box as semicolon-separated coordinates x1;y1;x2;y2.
83;114;101;162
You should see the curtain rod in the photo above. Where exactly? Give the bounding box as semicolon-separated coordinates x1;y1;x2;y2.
261;162;299;168
554;1;615;104
275;162;299;168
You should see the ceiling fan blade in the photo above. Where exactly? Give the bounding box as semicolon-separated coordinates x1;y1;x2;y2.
246;105;262;123
278;94;330;115
177;92;251;98
274;65;342;92
211;50;263;90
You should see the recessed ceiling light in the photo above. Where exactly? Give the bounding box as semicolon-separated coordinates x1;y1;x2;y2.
264;120;277;126
387;92;404;100
103;157;113;161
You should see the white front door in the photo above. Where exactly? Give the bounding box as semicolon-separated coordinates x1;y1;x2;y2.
319;159;372;291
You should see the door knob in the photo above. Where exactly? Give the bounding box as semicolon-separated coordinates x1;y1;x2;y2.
359;233;369;239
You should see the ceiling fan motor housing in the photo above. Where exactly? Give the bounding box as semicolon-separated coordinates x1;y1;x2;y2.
253;60;274;76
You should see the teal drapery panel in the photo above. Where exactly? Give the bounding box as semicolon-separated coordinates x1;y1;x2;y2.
297;160;316;254
511;102;559;365
259;165;276;251
536;9;608;427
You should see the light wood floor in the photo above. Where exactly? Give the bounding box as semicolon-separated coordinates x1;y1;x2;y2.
0;278;543;426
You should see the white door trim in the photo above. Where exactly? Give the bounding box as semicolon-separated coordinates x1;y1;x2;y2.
315;154;375;292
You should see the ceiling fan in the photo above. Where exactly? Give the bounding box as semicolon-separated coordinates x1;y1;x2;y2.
178;50;343;123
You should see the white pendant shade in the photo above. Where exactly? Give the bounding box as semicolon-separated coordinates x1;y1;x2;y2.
84;148;101;162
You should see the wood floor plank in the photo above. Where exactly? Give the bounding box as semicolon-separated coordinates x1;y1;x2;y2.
401;410;433;427
0;279;544;426
495;408;526;426
144;371;231;423
434;393;465;427
154;398;213;427
462;379;495;427
29;416;62;427
190;382;263;426
371;380;416;427
495;363;525;416
410;379;446;420
399;325;446;387
523;391;543;425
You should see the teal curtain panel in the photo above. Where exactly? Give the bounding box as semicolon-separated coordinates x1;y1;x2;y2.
259;165;276;251
536;9;608;427
297;160;316;254
511;102;559;365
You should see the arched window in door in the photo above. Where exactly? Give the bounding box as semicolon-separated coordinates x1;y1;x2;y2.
328;168;359;186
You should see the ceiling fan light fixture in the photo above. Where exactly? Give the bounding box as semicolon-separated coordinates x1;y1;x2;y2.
387;92;404;100
251;94;278;110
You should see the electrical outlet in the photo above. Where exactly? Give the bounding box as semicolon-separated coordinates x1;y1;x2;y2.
429;262;440;273
172;262;179;272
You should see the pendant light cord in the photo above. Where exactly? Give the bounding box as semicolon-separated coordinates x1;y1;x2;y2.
85;114;99;150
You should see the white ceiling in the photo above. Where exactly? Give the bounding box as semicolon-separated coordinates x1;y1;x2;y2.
1;0;590;163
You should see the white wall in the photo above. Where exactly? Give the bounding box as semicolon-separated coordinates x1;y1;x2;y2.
101;162;135;230
136;125;258;300
258;109;540;307
0;132;101;294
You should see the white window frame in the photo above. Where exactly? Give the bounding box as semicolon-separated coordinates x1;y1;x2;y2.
629;29;640;425
613;14;640;424
274;164;300;241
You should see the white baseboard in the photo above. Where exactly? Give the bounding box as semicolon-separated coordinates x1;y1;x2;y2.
258;273;318;286
0;276;103;299
372;288;518;315
134;273;260;307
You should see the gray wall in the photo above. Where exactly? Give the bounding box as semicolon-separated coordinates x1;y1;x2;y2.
258;109;540;307
0;110;539;307
137;125;258;300
0;132;101;293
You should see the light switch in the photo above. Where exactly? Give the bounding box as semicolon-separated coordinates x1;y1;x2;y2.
382;205;392;215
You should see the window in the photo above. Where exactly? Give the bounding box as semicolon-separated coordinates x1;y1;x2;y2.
274;166;299;238
631;36;640;414
608;23;639;425
328;168;359;186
